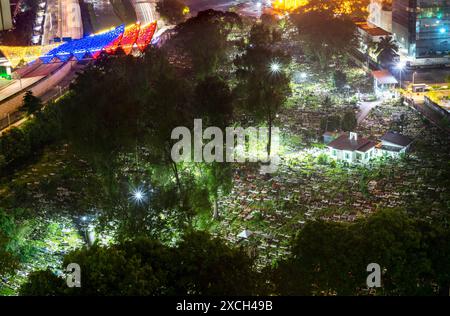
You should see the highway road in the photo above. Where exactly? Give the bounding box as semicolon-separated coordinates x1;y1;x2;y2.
42;0;83;45
83;0;121;31
61;0;84;39
0;77;44;104
1;0;84;125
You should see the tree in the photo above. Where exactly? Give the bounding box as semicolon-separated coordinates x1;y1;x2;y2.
192;76;234;219
291;11;357;69
194;76;234;128
172;231;261;295
271;209;447;296
201;163;233;219
375;36;399;67
156;0;188;25
0;101;62;173
20;91;43;115
20;233;262;295
294;0;370;16
321;96;337;132
341;111;357;131
235;23;290;156
333;70;348;91
321;115;341;132
61;49;192;194
0;232;18;276
19;270;65;296
172;10;242;78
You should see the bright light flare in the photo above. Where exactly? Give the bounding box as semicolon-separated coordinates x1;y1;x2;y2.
130;187;147;205
269;62;281;74
396;61;406;71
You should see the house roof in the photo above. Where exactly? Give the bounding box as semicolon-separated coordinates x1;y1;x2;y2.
328;133;377;152
380;131;412;147
356;22;391;37
372;70;398;85
356;141;379;152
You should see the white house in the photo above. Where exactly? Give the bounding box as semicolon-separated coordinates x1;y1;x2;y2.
379;131;413;158
327;131;413;163
327;132;378;164
372;70;398;97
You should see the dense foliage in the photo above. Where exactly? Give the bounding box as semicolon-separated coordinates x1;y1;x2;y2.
271;209;450;296
20;231;262;295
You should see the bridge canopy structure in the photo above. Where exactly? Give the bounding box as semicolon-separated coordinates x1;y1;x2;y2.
0;44;62;68
39;22;157;64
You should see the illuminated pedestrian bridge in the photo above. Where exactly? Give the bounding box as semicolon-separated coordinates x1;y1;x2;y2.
39;22;157;64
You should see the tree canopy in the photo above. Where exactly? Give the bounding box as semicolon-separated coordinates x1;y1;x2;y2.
271;209;450;296
19;232;262;295
291;11;357;69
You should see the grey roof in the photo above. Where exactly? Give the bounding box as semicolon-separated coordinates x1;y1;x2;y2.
380;132;412;147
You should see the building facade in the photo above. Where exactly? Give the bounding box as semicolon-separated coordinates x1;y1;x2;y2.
0;0;12;31
392;0;450;65
327;132;412;163
327;132;378;164
369;0;393;32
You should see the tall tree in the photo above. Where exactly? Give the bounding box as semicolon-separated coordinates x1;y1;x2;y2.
291;11;357;69
194;75;234;128
20;91;43;116
172;10;242;78
235;23;290;156
156;0;188;25
193;76;234;219
341;111;357;131
375;36;399;67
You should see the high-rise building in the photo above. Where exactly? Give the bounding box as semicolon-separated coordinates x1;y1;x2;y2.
392;0;450;63
0;0;12;31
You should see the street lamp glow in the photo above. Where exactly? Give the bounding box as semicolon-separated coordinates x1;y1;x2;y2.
130;187;147;204
440;27;446;33
396;62;406;89
269;62;281;74
396;61;406;70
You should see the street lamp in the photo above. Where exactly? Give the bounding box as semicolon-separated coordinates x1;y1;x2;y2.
396;61;406;88
129;186;147;205
269;62;281;74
